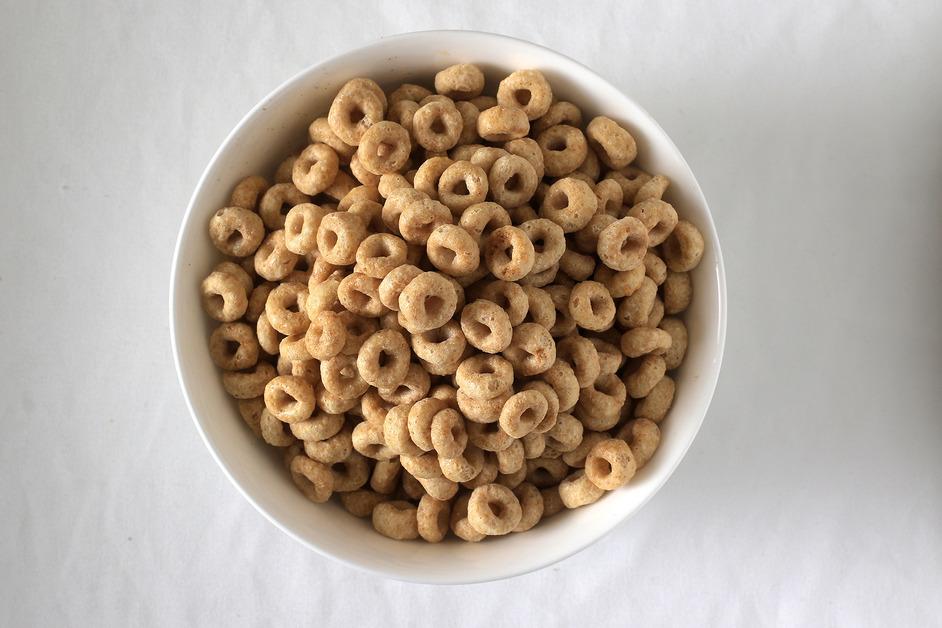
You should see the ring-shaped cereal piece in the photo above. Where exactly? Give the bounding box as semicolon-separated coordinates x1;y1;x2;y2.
417;494;451;543
290;455;334;503
229;175;269;210
466;421;514;452
594;263;645;299
643;251;668;286
519;432;545;460
625;354;667;399
303;424;353;464
455;354;514;400
409;321;465;367
254;230;300;281
434;63;485;100
377;403;419;457
264;375;316;423
537;125;588;177
659;317;689;370
518;218;566;274
388;83;432;105
644;295;665;329
330;452;371;492
520;285;556;330
501;322;556;377
575;372;626;431
488;155;538;209
319;354;369;399
495;439;525;475
475;280;529;327
377;173;411;200
349;153;381;187
265;282;309;335
356;329;411;389
663;270;692;314
499;390;548;438
585;438;637;490
201;270;248;322
455;203;509;247
460;299;513;354
545;285;577;338
430;408;468;459
372;500;419;540
256;312;283;355
279;333;312;362
368;459;401;494
439;447;484;485
520;381;559;435
450;493;486;542
525;457;568;488
476;105;529;142
284;203;331;255
418;476;459;506
634;173;671;204
437;161;488;214
483;225;535;281
540;177;598;233
559;249;596;281
503;137;545;180
426;224;481;277
663;219;705;272
377;264;422;311
496;69;552;120
208;207;265;257
398;198;452;246
400;450;444;480
532;100;583;134
291;143;339;195
397;271;457;332
400;471;425;500
568;280;616;331
616;276;657;329
456;388;509;424
556;334;601;388
561;431;608;468
615;418;661;469
353;233;407;280
315;387;359;415
412;100;463;151
545;412;584;453
340;490;386;518
290;410;344;442
456;101;481;145
378;362;430;405
209;322;259;370
327;78;387;146
412;157;453;200
308;117;356;162
586;116;637;169
574;213;617;255
594;178;625;217
337;272;385;318
541;359;579;413
597;216;649;271
558;470;605;508
628;199;679;247
467;483;523;535
356;121;411;175
316;211;367;266
469;146;509;173
511;482;544;532
634;376;675;422
259;408;295;446
303;310;345;360
221;362;276;399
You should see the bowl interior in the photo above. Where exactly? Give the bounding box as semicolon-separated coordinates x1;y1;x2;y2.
171;31;725;584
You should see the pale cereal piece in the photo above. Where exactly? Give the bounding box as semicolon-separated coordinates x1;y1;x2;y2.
430;408;468;459
331;452;370;492
303;424;354;464
378;172;412;199
521;431;546;460
355;233;408;279
260;408;295;446
488;155;539;209
461;299;513;354
378;362;430;405
229;175;269;210
256;312;283;355
616;277;657;329
620;327;672;358
279;333;311;362
456;388;509;425
319;353;369;399
556;334;601;389
574;213;617;255
475;279;529;326
341;489;386;518
458;202;512;245
265;281;309;335
501;322;556;377
594;178;624;216
372;500;419;540
455;101;481;145
346;199;385;235
568;280;615;331
426;224;481;278
597;216;648;272
559;470;605;508
410;319;466;367
290;455;334;503
469;146;510;172
589;336;625;375
417;494;452;543
634;376;675;422
604;166;651;201
477;105;529;142
628;199;679;247
663;271;692;314
634;174;670;204
352;421;396;461
466;420;514;453
315;387;359;415
357;329;411;389
469;94;497;110
625;354;667;399
496;69;552;120
259;183;310;231
417;475;458;501
264;375;316;424
644;300;666;329
284;203;331;255
450;142;484;161
532;100;583;134
290;410;344;442
520;285;556;330
337;272;385;318
483;225;536;281
209;322;259;371
350;152;381;187
399;198;452;246
540;177;598;233
503;137;545;179
316;211;367;265
495;439;525;475
575;372;627;432
400;451;444;480
435;63;485;99
388;83;432;105
322;170;358;202
455;354;514;400
440;446;485;485
540;486;565;518
545;285;576;337
208;207;265;257
309;117;356;161
222;362;276;399
437;161;489;214
518;218;566;275
291;143;339;195
412;99;463;151
586;116;637;169
643;251;668;285
467;483;523;535
561;431;608;468
339;184;382;210
537;125;588;177
274;154;297;183
659;317;689;370
585;438;637;490
450;493;486;542
382;403;422;456
525;457;569;488
356;121;411;175
303;310;345;360
398;271;457;332
544;412;583;453
328;78;387;146
378;264;422;311
255;230;300;281
369;459;401;494
413;156;453;200
400;470;426;501
663;219;705;272
387;98;419;135
615;418;661;469
498;390;548;439
201;270;248;322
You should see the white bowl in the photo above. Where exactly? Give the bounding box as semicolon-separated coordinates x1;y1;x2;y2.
170;30;726;584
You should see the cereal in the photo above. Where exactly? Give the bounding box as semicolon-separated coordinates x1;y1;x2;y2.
499;390;548;438
475;280;529;326
659;317;689;370
417;495;451;543
556;335;601;388
620;327;672;358
455;354;514;400
576;372;627;431
545;412;584;453
430;408;468;458
337;272;385;318
264;375;316;423
663;219;705;272
291;410;344;442
597;216;648;271
369;458;401;493
625;355;667;398
584;438;636;490
413;99;463;151
426;224;481;277
222;362;276;399
520;285;556;329
378;362;431;405
398;271;457;332
461;299;513;353
537;125;588;177
458;202;511;244
477;105;529;142
341;490;386;518
201;270;248;322
558;470;605;508
399;198;452;245
615;418;661;469
290;455;334;503
501;322;556;376
568;280;616;331
328;78;387;146
488;155;539;209
628;199;679;247
633;173;670;204
497;69;552;120
435;63;485;100
585;116;637;169
483;225;535;281
208;207;265;257
265;282;309;335
519;218;565;273
540;177;597;232
254;230;299;281
439;445;485;483
209;322;259;370
356;329;410;389
372;500;419;540
356;121;411;175
467;483;523;535
616;276;657;328
450;493;486;542
634;376;675;422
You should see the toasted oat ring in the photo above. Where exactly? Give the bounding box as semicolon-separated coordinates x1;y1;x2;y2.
503;137;545;179
616;277;657;328
221;362;276;399
540;177;598;233
356;121;411;175
477;105;529;142
499;390;548;438
545;412;584;453
594;264;645;299
201;270;248;322
410;320;466;368
437;161;488;213
353;233;407;280
634;376;675;422
585;438;637;490
356;329;410;389
434;63;485;100
537;125;588;177
518;218;565;274
466;421;514;452
308;117;356;162
532;100;583;134
398;271;457;332
412;99;463;151
208;207;265;257
328;78;387;146
265;282;309;335
495;439;525;475
302;310;344;361
290;143;339;196
349;153;381;187
541;359;579;413
368;458;401;494
488;154;538;209
303;424;353;463
340;490;386;518
525;457;568;488
209;322;259;371
560;431;607;468
284;204;330;255
556;335;601;388
398;198;452;245
318;353;369;399
412;156;453;200
290;410;344;442
501;322;556;377
316;211;366;266
229;175;269;210
634;173;671;204
337;272;385;318
400;450;444;480
381;402;421;456
457;202;511;245
450;493;486;542
456;388;509;424
520;285;556;330
568;280;615;331
625;355;667;399
628;199;679;247
586;116;637;169
315;387;359;415
615;418;661;469
496;69;552;120
329;452;370;493
290;455;334;503
417;494;451;543
545;285;576;338
659;317;689;370
663;220;705;272
476;280;529;326
467;483;522;535
597;216;649;271
483;225;535;281
254;230;299;281
377;264;422;311
259;408;294;446
426;224;481;277
620;322;672;357
558;249;595;281
389;82;432;105
255;312;283;355
418;476;459;505
455;354;514;400
372;500;419;540
461;299;513;354
575;372;626;431
264;375;315;423
438;446;484;485
430;408;468;459
378;362;430;405
519;381;559;435
643;251;668;286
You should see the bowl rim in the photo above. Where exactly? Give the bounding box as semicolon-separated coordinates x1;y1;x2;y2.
170;29;727;584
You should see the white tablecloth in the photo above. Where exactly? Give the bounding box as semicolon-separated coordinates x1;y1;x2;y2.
2;1;941;625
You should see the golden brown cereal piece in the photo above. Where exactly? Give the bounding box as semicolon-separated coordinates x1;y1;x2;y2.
537;125;588;177
532;100;583;134
284;204;330;255
410;319;466;365
254;230;300;281
591;338;625;376
586;116;637;169
450;493;486;542
399;198;452;245
208;207;265;257
322;170;358;202
559;470;605;508
545;412;583;453
475;280;529;326
356;121;411;175
417;494;451;543
337;272;385;318
556;335;601;388
256;312;283;355
450;143;484;161
431;407;468;458
309;117;356;162
468;483;523;535
222;362;276;399
469;146;509;172
201;270;248;322
663;220;705;272
337;311;378;356
495;439;525;475
400;470;425;500
426;224;481;277
477;105;529;142
260;408;295;446
377;173;411;199
356;329;411;389
258;183;310;231
525;457;568;488
319;354;369;399
488;154;538;209
341;490;386;518
501;322;556;377
635;376;675;422
290;455;334;503
585;438;636;490
455;353;514;401
398;271;457;332
594;178;625;217
340;184;382;210
229;175;269;210
575;372;627;431
457;203;511;246
412;156;452;200
603;166;649;200
290;410;344;442
521;431;546;460
389;83;432;105
545;285;576;337
541;359;579;413
520;218;568;278
436;161;488;214
574;213;617;256
381;403;421;456
304;424;353;464
291;143;339;196
560;431;607;468
497;69;552;120
464;453;503;488
483;225;535;281
455;101;481;145
316;211;367;266
634;173;670;204
520;285;556;330
315;387;359;414
400;451;444;479
264;375;316;424
616;418;661;469
331;452;371;492
372;500;419;540
558;249;596;281
435;63;485;100
279;333;312;362
509;482;543;532
461;299;513;354
350;153;381;187
368;459;401;494
597;216;648;271
663;270;693;314
456;388;509;424
568;280;616;331
377;264;421;311
378;362;431;405
540;177;597;233
467;94;496;109
328;78;387;146
503;137;545;179
412;99;463;151
439;447;484;485
499;390;548;438
353;233;407;280
620;327;672;358
497;465;528;490
387;99;419;136
420;474;459;500
628;199;679;247
303;310;345;360
625;355;667;399
265;282;309;335
209;322;259;370
643;251;668;286
659;317;688;370
617;276;657;328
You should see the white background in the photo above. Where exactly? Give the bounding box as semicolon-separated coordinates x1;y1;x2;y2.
2;1;940;625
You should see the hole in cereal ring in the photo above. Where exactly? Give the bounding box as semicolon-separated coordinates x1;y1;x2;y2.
505;173;521;191
225;340;240;356
378;350;392;368
548;190;568;210
532;237;545;252
226;231;244;246
514;89;532;106
479;362;495;375
532;467;552;484
451;426;462;440
454;179;470;195
625;171;639;180
589;457;612;477
377;142;393;158
590;296;607;315
322;229;338;251
488;500;505;517
431;117;446;134
349;107;365;124
436;246;457;265
468;320;491;339
424;295;445;317
285;300;300;313
548;138;566;151
207;293;224;311
620;235;643;255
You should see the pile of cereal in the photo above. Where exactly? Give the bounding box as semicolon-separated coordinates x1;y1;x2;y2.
201;64;705;542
